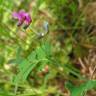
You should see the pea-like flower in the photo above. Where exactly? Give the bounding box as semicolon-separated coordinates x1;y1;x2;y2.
12;10;32;29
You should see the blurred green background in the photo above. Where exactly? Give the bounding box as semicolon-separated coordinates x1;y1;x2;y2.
0;0;96;96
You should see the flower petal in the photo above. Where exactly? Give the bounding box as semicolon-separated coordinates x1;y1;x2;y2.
25;14;32;25
12;12;19;19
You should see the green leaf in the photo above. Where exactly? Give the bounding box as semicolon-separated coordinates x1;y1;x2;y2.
36;46;46;60
66;80;96;96
69;2;77;14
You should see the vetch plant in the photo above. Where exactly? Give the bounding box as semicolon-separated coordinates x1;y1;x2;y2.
12;10;49;38
1;0;96;96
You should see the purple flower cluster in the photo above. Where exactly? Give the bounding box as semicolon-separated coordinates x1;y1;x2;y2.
12;10;32;29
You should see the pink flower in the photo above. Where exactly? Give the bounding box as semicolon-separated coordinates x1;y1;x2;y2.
12;10;32;28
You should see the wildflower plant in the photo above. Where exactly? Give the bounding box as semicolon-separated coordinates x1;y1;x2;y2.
0;0;96;96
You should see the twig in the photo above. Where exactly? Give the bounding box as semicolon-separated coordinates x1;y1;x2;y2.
90;64;96;79
78;0;83;9
78;57;86;70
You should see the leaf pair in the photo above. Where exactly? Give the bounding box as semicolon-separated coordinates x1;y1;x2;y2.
13;42;51;83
